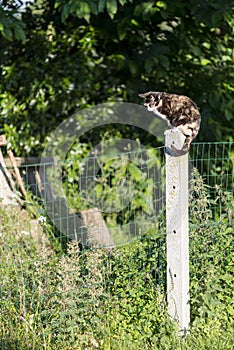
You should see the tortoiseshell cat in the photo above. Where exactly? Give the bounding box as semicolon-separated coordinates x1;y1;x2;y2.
139;91;201;155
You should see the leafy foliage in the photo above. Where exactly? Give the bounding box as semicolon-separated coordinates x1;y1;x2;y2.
0;164;233;348
63;142;164;245
0;0;233;157
189;168;234;327
0;1;26;42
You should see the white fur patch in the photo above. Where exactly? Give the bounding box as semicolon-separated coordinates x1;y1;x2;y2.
147;106;168;122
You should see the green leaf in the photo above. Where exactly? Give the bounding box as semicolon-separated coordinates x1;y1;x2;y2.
106;0;118;19
212;12;222;27
145;57;157;74
134;2;158;19
191;46;202;57
117;20;128;40
98;0;106;12
14;26;26;43
61;3;71;23
130;19;139;27
160;56;170;68
201;58;211;66
128;61;138;75
3;27;13;41
202;42;211;50
224;109;233;121
86;0;98;15
54;0;63;9
76;3;91;22
156;1;167;9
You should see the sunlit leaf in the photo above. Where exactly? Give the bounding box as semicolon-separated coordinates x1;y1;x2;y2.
106;0;118;19
201;58;211;66
76;3;90;22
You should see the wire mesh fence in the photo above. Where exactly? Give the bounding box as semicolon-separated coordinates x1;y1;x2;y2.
0;141;233;348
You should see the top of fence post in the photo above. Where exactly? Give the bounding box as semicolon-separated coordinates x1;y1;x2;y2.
164;129;190;335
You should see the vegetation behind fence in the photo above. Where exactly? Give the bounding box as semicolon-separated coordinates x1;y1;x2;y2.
0;142;233;349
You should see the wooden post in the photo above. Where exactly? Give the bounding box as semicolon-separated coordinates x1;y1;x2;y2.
7;149;27;198
0;149;19;205
165;129;190;334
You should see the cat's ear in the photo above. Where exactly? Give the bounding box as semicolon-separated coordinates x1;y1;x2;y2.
138;93;148;98
139;91;159;98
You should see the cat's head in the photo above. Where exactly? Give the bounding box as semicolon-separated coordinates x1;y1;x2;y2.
138;91;162;109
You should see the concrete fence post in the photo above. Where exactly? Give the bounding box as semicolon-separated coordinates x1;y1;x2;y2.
165;129;190;334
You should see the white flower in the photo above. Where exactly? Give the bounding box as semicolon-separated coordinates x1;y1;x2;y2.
38;216;47;224
21;231;30;236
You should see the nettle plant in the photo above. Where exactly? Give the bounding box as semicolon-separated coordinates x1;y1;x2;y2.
189;168;234;324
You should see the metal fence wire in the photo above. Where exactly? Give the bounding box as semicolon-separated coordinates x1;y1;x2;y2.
0;141;233;348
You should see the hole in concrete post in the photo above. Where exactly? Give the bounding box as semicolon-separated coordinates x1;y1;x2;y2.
173;230;176;234
174;274;177;278
173;185;176;189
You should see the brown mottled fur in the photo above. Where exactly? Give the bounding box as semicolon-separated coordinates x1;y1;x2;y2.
139;91;201;155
